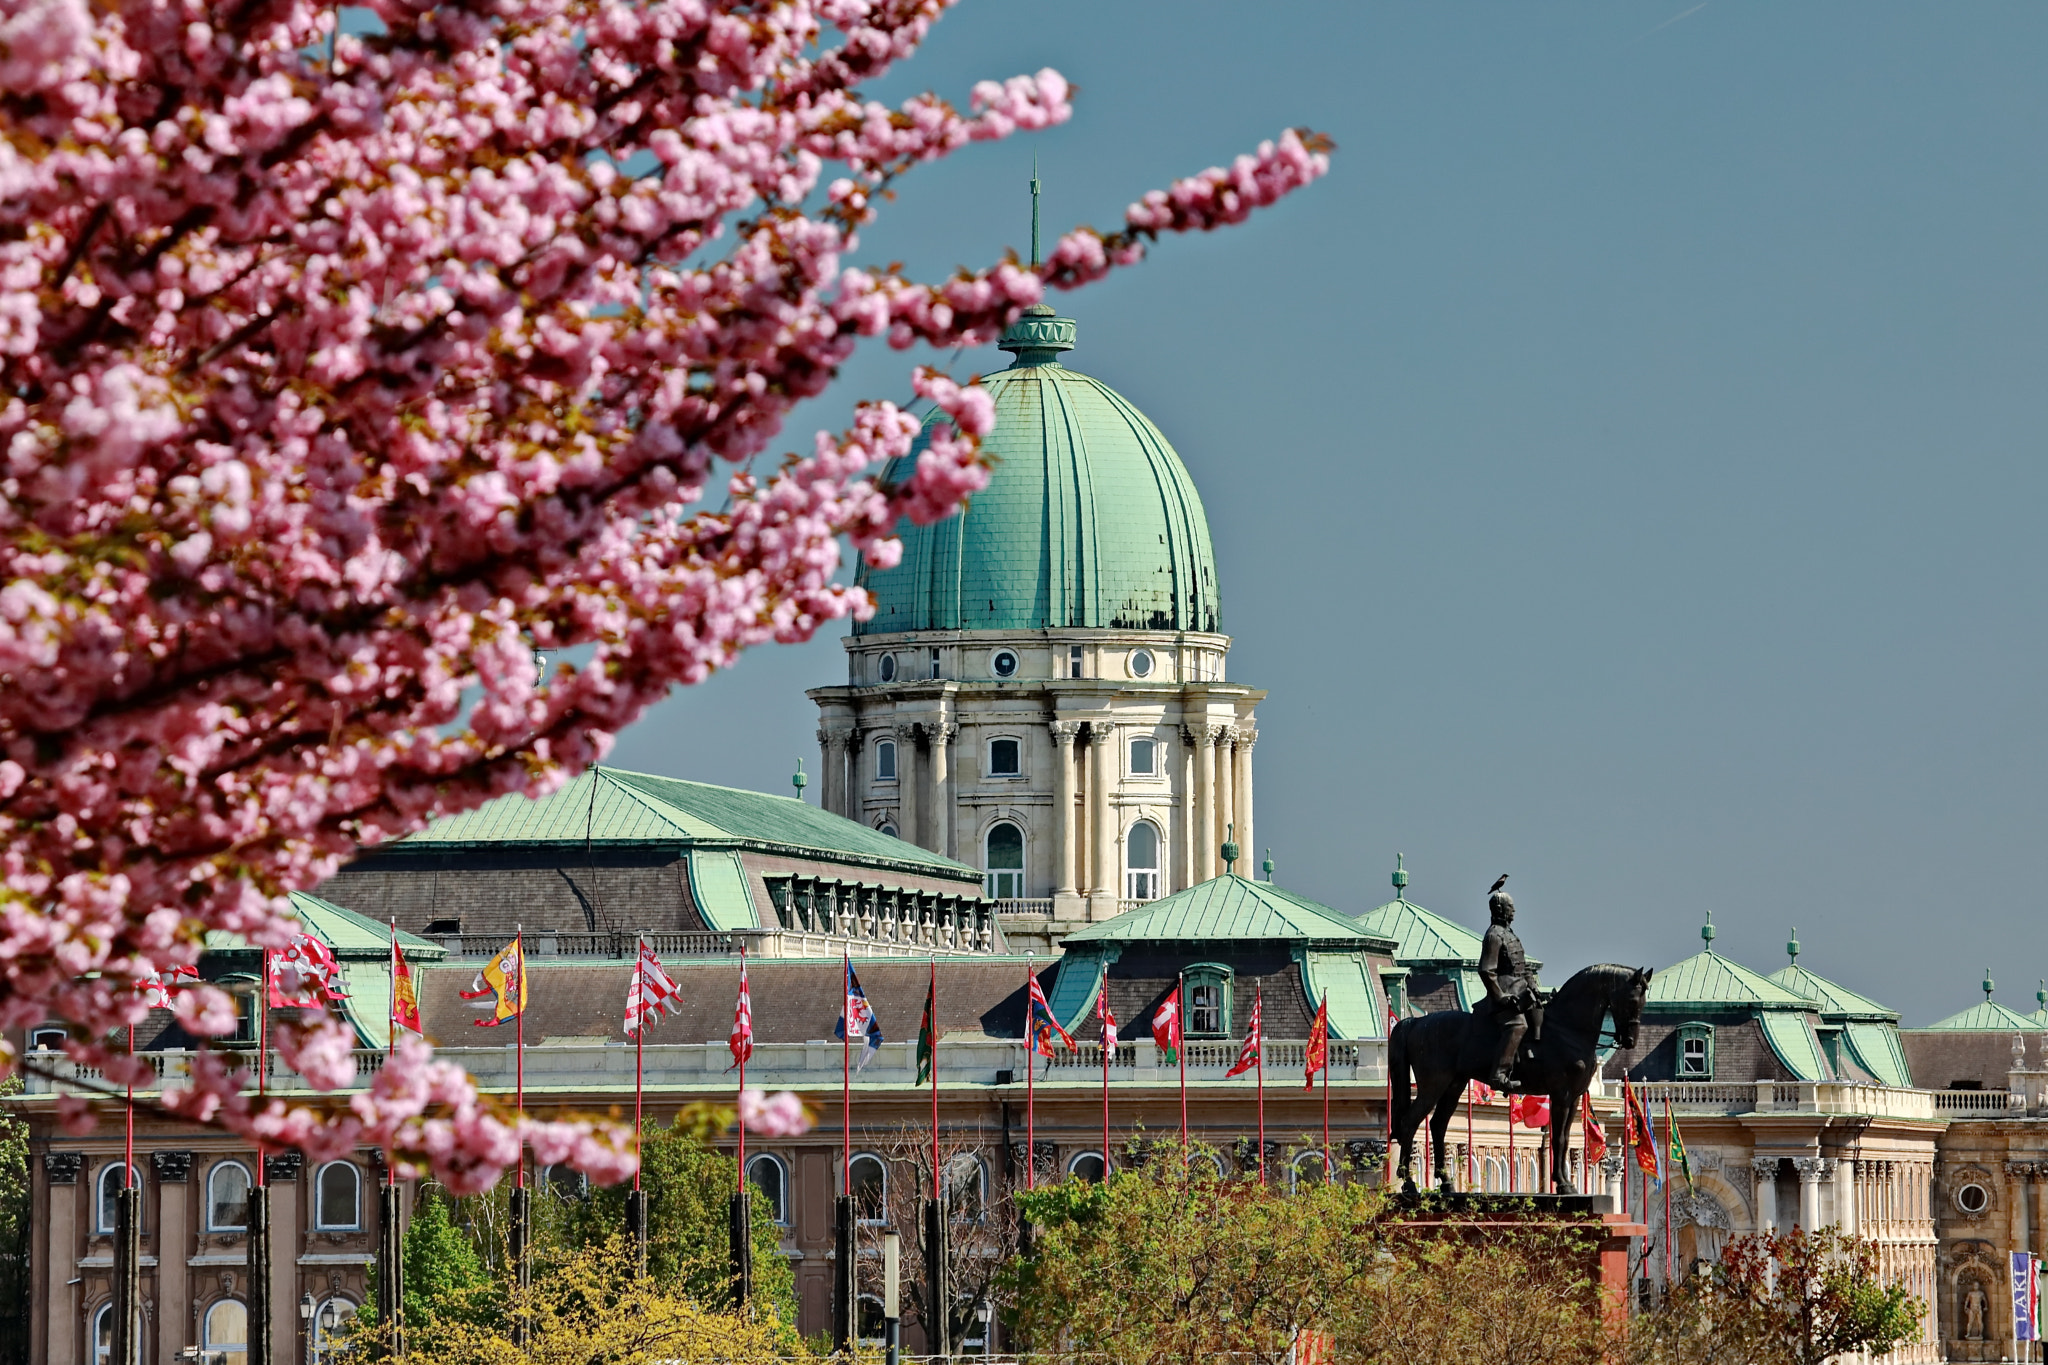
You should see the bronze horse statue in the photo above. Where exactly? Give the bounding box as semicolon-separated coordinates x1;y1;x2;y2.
1387;963;1651;1194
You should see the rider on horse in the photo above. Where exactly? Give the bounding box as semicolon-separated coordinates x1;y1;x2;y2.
1477;878;1542;1090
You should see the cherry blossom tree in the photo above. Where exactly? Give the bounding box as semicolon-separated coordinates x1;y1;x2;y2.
0;0;1329;1190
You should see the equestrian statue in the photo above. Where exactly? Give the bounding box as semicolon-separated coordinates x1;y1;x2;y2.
1387;876;1651;1194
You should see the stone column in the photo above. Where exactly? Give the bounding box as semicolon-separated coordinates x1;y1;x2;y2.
152;1151;192;1365
1215;727;1236;874
931;722;956;860
1190;723;1214;881
1177;728;1198;892
1049;722;1080;896
1833;1157;1856;1236
893;724;921;850
817;729;841;816
1794;1157;1829;1232
1089;724;1116;904
1235;727;1256;871
45;1153;81;1365
1751;1156;1780;1234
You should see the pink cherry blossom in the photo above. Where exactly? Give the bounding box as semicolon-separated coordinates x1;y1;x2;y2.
739;1088;813;1137
0;0;1328;1192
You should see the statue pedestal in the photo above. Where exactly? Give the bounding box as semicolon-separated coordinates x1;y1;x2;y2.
1386;1194;1646;1330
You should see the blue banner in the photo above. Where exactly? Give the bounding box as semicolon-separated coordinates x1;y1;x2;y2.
2013;1251;2037;1343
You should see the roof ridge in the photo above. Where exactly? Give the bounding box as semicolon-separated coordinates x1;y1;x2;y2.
591;766;721;837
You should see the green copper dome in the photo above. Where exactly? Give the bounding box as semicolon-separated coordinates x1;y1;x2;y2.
854;309;1220;635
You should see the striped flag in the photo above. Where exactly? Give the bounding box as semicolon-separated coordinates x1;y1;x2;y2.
625;941;682;1038
268;933;347;1008
1027;972;1074;1059
726;959;754;1072
1098;986;1119;1053
1226;991;1263;1078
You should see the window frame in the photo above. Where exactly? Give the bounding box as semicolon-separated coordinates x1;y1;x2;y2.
202;1297;249;1362
313;1160;362;1232
1183;964;1233;1038
944;1153;988;1224
856;1293;889;1347
206;1160;253;1232
983;821;1025;900
1128;736;1157;777
1675;1022;1714;1080
990;648;1019;679
746;1153;791;1225
985;735;1023;779
94;1162;142;1235
309;1296;356;1365
878;652;897;683
1290;1150;1332;1190
875;738;897;782
1065;1150;1111;1183
1068;645;1084;679
29;1025;66;1051
878;822;899;840
540;1163;589;1202
1125;820;1162;901
847;1151;888;1225
1128;648;1155;679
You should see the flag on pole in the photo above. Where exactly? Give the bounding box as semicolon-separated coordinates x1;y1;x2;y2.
1469;1080;1498;1104
1098;987;1119;1053
1580;1093;1608;1167
726;959;754;1072
1027;972;1074;1059
836;960;883;1070
625;941;683;1038
1621;1076;1663;1181
390;929;421;1036
2015;1251;2041;1343
459;936;527;1027
1510;1094;1551;1128
137;963;198;1010
1667;1106;1694;1190
916;974;938;1086
1303;995;1329;1090
268;933;348;1008
1151;983;1183;1064
1226;992;1263;1078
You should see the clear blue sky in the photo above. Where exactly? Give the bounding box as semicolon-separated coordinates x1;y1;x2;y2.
611;1;2048;1026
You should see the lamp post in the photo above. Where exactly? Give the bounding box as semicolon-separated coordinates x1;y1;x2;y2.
882;1227;901;1365
298;1293;314;1364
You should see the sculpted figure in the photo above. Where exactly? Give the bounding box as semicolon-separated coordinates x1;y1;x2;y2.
1476;876;1543;1090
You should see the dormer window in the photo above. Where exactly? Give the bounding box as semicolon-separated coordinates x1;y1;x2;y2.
1676;1022;1713;1080
1184;965;1232;1037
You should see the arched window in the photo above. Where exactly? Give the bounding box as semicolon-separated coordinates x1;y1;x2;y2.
90;1304;111;1365
984;822;1024;899
203;1298;249;1362
314;1160;361;1231
747;1154;789;1225
309;1297;355;1365
879;822;899;839
1484;1156;1508;1193
945;1153;986;1223
1125;821;1161;900
876;738;897;782
856;1293;888;1346
1291;1150;1331;1190
1185;1150;1227;1179
1067;1151;1110;1183
848;1153;887;1224
541;1164;588;1202
94;1162;141;1234
208;1161;252;1231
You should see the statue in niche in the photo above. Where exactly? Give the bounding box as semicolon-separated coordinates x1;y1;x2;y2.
1963;1280;1988;1340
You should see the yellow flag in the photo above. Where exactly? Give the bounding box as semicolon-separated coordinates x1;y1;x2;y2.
459;937;526;1027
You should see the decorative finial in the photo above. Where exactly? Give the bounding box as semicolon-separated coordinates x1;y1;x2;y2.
1392;853;1408;900
1984;968;1995;1000
1701;910;1716;947
1221;822;1240;875
2038;980;2045;1011
1262;847;1274;883
792;758;807;801
1786;927;1799;963
1030;154;1041;268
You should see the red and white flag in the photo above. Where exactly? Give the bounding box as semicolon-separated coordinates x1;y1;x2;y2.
1226;991;1263;1078
268;933;347;1008
625;941;683;1038
1097;986;1118;1053
1151;984;1182;1063
727;960;754;1072
138;963;197;1010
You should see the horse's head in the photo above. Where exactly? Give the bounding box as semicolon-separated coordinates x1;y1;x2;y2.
1609;967;1652;1049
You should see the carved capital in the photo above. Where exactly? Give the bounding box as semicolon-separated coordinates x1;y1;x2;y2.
1600;1155;1625;1178
1792;1157;1832;1180
1236;727;1257;754
150;1150;193;1182
1750;1156;1782;1180
1206;723;1232;746
264;1152;303;1183
2007;1160;2039;1180
1048;720;1082;746
1085;722;1117;747
933;721;958;744
45;1151;83;1184
891;722;921;745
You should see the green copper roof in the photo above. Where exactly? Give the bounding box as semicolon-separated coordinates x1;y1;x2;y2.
855;316;1220;635
1064;875;1392;947
204;893;444;961
1918;999;2046;1031
386;766;978;878
1353;895;1485;965
1767;963;1897;1021
1649;948;1812;1010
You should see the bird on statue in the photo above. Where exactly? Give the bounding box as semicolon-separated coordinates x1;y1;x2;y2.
1490;873;1509;895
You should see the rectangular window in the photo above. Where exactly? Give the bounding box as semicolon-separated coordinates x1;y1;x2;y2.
1188;981;1225;1035
877;740;897;781
1130;738;1156;776
1069;646;1084;679
988;738;1021;777
1676;1022;1713;1079
930;648;941;679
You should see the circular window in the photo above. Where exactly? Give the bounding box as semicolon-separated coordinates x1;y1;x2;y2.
878;654;896;683
1129;649;1154;678
991;649;1019;678
1956;1182;1990;1214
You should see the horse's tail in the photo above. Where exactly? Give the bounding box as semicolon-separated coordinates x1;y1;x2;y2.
1387;1017;1411;1136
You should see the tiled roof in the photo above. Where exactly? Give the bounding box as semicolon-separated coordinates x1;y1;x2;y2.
1767;963;1897;1020
1649;948;1812;1010
1063;876;1393;947
386;766;978;878
1352;896;1484;965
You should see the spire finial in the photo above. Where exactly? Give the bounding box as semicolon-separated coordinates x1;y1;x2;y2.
1391;853;1409;901
1787;927;1800;963
1221;822;1240;875
1030;155;1041;268
792;757;807;801
2037;979;2045;1011
1262;847;1274;883
1984;968;1996;1000
1701;909;1716;948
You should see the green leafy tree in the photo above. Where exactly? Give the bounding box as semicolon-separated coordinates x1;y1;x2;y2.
399;1185;500;1351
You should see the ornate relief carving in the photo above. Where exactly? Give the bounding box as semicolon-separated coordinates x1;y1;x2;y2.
264;1152;303;1182
1749;1156;1781;1181
46;1151;84;1183
1086;722;1116;746
1792;1157;1833;1180
150;1150;193;1181
1047;720;1081;746
891;722;920;745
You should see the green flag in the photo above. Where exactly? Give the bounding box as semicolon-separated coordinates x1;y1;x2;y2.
916;976;937;1086
1668;1109;1693;1190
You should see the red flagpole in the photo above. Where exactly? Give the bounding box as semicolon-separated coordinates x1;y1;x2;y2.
1254;986;1265;1186
929;956;939;1203
736;945;747;1196
389;921;399;1194
1177;970;1187;1150
1025;956;1036;1192
515;929;526;1191
842;953;851;1202
1320;1031;1330;1176
634;937;644;1194
1099;983;1110;1180
1382;1001;1394;1186
256;948;268;1192
1508;1105;1516;1193
125;1020;134;1190
1662;1095;1674;1283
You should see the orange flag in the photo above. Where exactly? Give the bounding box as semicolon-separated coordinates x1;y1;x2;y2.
1303;996;1329;1090
390;924;421;1036
1580;1093;1608;1166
